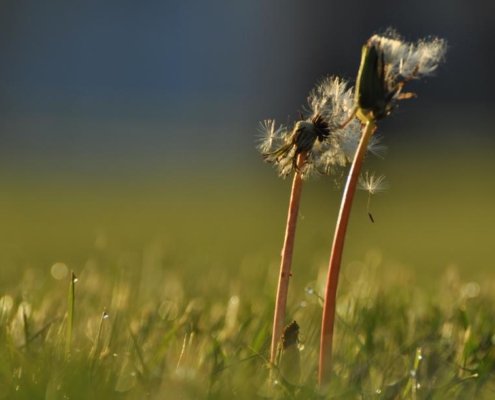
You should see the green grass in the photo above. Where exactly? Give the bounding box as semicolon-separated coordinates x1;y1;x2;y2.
1;248;495;399
1;144;495;399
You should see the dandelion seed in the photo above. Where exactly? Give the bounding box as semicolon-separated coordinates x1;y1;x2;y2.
358;172;388;223
367;134;387;158
358;171;388;195
257;119;287;154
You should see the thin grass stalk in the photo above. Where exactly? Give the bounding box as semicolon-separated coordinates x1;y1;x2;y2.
90;309;108;372
319;120;376;385
129;325;149;378
270;152;307;366
65;271;76;356
22;308;29;350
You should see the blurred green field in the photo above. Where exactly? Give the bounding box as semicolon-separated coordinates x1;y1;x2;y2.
1;130;495;398
1;128;494;290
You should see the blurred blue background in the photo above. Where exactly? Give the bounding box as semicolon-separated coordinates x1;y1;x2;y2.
1;0;494;177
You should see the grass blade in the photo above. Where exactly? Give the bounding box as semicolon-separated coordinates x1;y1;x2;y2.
65;271;77;356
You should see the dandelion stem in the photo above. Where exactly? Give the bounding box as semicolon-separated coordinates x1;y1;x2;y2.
270;152;306;366
319;120;376;385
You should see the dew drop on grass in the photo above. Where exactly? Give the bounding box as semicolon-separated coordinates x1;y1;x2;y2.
305;287;314;295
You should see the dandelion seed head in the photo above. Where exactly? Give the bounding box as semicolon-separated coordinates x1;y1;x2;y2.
358;30;446;121
259;76;361;179
358;172;388;195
